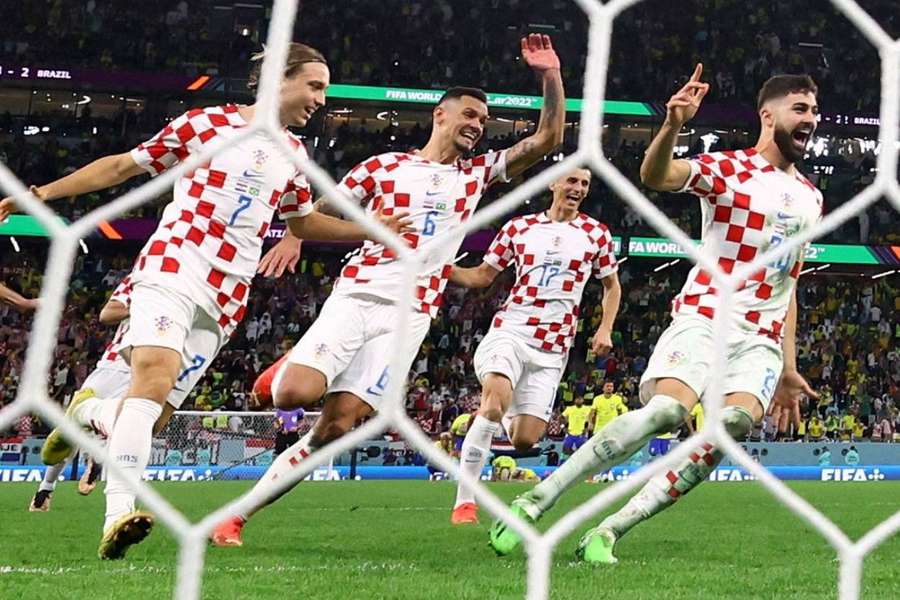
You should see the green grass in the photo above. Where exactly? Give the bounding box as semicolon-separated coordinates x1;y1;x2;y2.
2;481;899;599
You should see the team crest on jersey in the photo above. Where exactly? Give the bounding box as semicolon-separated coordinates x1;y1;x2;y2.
780;191;794;210
552;236;562;248
314;343;329;359
429;173;444;190
665;350;686;367
154;316;173;335
252;149;268;171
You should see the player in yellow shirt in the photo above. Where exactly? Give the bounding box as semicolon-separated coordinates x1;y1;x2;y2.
562;396;593;456
689;403;704;432
589;381;628;433
807;415;825;441
491;455;518;481
450;412;474;458
428;433;456;480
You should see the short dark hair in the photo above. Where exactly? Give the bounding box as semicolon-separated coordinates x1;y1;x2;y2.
438;86;488;106
757;74;818;109
247;42;327;91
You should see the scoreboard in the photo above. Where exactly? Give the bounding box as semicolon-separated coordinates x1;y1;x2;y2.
0;65;73;81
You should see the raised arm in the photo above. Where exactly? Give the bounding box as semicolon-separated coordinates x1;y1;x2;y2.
640;63;710;192
504;34;566;179
449;262;502;289
0;153;145;221
0;282;38;313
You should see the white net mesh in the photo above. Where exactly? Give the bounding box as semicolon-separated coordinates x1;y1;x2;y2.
150;411;317;470
0;0;898;598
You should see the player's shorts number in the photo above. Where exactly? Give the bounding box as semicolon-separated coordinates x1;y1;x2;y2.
366;367;390;397
177;354;207;383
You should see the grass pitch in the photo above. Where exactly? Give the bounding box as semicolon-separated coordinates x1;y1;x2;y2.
2;480;898;599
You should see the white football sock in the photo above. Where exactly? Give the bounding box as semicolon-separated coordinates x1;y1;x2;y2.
39;460;68;492
597;406;752;538
74;396;122;438
103;398;161;531
238;427;317;521
527;395;687;516
454;415;500;508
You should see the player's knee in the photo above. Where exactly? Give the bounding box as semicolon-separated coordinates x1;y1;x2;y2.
129;357;177;401
138;379;174;402
312;419;351;445
478;403;503;423
274;377;323;409
645;395;689;432
481;376;512;411
510;433;538;454
721;406;754;440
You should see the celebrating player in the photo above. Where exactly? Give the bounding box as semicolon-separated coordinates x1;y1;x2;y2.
488;67;822;560
211;33;567;547
449;167;621;525
3;42;410;559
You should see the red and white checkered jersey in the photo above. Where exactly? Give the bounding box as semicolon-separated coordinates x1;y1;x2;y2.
673;148;823;340
97;276;134;368
485;212;618;354
128;104;313;336
97;322;131;371
333;151;509;317
107;273;133;308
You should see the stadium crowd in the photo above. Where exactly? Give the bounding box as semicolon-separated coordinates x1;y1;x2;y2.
2;245;898;444
2;0;897;112
1;118;895;245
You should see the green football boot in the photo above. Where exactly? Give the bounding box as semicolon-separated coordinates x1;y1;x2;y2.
488;492;541;556
575;526;619;564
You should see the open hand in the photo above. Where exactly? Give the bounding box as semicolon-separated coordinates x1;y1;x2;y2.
768;370;818;432
521;33;560;73
257;236;302;278
375;207;414;236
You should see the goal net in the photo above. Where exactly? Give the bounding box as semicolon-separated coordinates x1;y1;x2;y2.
0;1;897;598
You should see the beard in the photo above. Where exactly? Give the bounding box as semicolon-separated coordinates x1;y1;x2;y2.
773;124;806;164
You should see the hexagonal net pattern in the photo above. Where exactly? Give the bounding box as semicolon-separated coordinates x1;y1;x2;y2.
0;0;898;598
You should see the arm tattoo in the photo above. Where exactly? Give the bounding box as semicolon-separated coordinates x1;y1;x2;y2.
505;71;564;175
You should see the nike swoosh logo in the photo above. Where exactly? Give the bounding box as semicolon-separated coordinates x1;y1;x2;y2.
777;212;792;219
242;169;264;179
425;191;441;196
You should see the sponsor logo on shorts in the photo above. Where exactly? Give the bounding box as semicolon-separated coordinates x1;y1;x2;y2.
314;343;329;359
665;350;686;367
154;316;173;335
